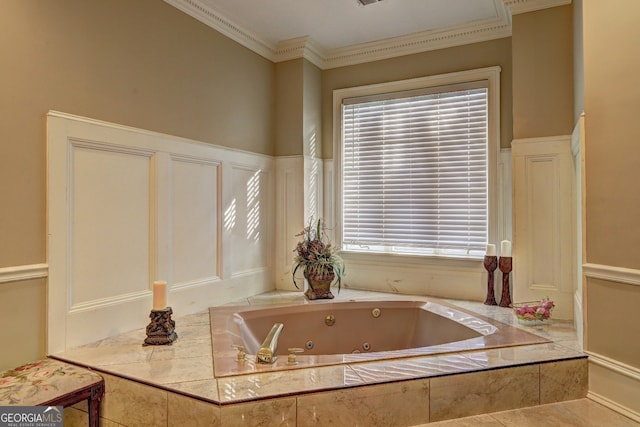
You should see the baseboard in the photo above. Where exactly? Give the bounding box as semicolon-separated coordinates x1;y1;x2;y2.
586;351;640;422
588;392;640;423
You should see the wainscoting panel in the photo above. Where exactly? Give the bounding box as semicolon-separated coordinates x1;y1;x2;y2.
47;111;274;353
170;156;220;285
69;141;152;307
229;165;270;276
512;135;575;319
304;155;323;222
274;157;305;290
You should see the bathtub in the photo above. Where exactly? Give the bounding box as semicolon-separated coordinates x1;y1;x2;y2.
209;297;549;377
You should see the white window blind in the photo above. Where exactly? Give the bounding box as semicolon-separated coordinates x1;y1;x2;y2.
341;82;489;257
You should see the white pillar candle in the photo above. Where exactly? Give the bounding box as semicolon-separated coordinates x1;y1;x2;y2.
500;240;512;257
485;244;496;256
152;280;167;310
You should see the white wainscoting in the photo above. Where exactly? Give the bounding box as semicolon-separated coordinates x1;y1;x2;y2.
274;156;305;291
47;111;274;353
274;155;326;291
573;113;585;343
511;135;575;320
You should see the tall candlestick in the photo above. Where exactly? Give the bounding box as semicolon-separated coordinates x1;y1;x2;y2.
498;257;513;307
486;244;496;256
152;280;167;310
500;240;511;257
483;255;498;305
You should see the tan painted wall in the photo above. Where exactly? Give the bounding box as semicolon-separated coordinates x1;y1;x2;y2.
0;279;47;369
321;38;513;158
275;59;304;156
512;6;574;139
573;0;585;123
583;0;640;370
583;0;640;269
587;279;640;367
0;0;275;370
303;60;323;158
275;59;323;157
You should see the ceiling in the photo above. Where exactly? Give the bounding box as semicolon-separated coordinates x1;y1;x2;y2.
165;0;570;69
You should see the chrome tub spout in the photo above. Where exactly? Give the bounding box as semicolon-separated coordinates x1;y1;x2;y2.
256;323;284;364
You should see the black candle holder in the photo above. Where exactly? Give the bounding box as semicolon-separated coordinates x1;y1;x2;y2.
143;307;178;346
483;255;498;305
498;256;513;307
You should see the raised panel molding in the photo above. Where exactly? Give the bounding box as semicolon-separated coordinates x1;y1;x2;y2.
572;114;585;343
274;156;305;291
170;156;220;284
304;155;323;222
499;149;513;243
47;111;274;353
273;155;326;291
69;141;152;309
512;135;575;319
323;160;336;242
228;164;271;276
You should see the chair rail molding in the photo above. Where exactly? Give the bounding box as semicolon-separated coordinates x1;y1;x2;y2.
0;264;48;285
582;263;640;287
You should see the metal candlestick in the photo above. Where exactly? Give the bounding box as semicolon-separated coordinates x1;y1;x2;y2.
498;256;513;307
483;255;498;305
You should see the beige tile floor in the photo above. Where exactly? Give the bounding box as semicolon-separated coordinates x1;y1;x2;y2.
421;398;640;426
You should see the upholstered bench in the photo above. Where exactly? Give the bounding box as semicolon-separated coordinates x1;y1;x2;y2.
0;358;104;427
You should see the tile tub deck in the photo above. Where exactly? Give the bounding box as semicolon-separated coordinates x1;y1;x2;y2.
52;289;588;426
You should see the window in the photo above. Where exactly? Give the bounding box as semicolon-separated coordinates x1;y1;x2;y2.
334;67;500;259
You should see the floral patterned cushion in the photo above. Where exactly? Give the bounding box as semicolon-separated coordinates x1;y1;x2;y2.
0;358;103;406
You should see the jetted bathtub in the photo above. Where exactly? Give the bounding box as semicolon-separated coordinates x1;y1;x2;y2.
209;297;549;377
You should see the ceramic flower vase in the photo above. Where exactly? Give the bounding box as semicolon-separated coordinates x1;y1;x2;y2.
304;271;335;300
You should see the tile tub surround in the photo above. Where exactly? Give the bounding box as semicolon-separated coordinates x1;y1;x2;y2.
52;289;588;425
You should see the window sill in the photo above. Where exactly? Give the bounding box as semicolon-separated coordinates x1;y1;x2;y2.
339;250;484;269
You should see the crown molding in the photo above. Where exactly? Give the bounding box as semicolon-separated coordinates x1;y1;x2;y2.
505;0;572;15
163;0;276;59
273;37;327;70
165;0;570;69
321;18;512;69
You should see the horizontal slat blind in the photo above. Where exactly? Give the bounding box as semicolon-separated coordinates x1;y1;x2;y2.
342;86;488;257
